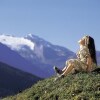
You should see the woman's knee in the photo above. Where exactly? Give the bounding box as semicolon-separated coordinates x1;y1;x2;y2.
66;59;75;66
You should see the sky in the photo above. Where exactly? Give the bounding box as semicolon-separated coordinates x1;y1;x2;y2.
0;0;100;52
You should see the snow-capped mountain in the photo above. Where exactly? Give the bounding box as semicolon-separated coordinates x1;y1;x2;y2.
0;43;50;78
0;34;75;78
0;34;35;51
25;34;75;65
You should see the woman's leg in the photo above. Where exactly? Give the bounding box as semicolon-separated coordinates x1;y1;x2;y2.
62;66;67;72
61;63;74;76
54;61;75;81
62;61;69;72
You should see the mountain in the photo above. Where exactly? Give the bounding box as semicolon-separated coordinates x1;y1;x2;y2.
0;61;41;98
0;34;75;78
0;43;49;78
25;34;75;66
3;72;100;100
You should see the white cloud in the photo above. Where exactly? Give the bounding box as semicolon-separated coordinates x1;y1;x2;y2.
0;34;35;50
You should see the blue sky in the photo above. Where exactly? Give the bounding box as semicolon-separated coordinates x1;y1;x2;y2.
0;0;100;52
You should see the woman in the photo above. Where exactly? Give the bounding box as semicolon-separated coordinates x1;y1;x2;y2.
54;35;97;78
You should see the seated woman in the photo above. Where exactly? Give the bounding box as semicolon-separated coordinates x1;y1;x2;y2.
54;35;97;78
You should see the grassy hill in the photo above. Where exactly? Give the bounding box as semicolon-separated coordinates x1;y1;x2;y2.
3;71;100;100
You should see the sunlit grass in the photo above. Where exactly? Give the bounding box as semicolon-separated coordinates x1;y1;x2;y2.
3;71;100;100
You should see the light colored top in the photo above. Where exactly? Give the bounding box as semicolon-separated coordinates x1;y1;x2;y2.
77;46;90;64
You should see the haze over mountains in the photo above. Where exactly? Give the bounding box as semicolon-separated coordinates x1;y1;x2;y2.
0;34;99;78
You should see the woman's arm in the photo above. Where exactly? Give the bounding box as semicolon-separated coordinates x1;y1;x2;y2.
86;55;93;72
76;50;80;59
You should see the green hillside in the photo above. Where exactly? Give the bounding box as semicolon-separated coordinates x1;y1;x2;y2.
3;72;100;100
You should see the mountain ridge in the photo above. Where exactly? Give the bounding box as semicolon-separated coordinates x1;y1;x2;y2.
0;34;99;78
0;61;41;98
0;34;75;78
0;43;48;78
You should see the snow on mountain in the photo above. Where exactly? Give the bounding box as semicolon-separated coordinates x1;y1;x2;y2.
25;34;75;66
0;34;76;78
0;43;52;78
0;34;99;79
0;34;46;63
0;34;35;51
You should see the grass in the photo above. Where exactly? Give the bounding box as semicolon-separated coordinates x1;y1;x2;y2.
3;72;100;100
